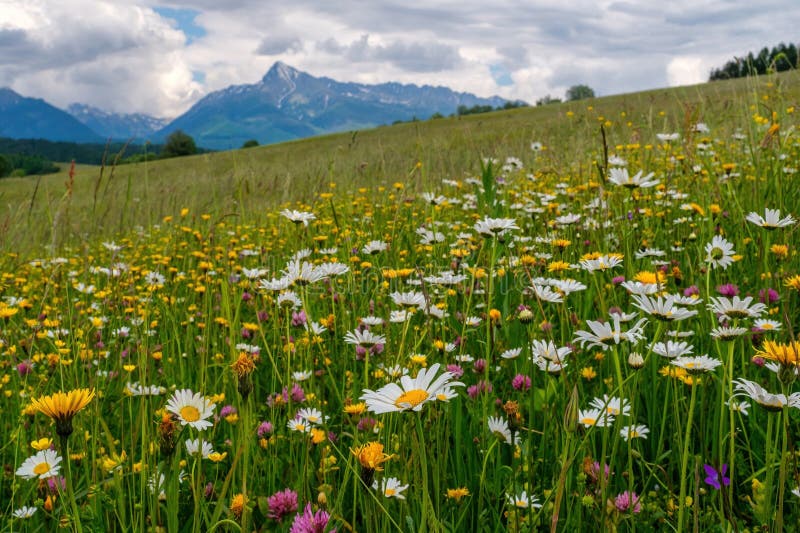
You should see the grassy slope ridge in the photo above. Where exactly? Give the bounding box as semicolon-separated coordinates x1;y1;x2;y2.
1;71;798;253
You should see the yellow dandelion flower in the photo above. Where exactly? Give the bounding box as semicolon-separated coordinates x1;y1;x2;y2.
352;442;392;471
28;389;95;438
634;271;666;285
231;352;257;378
344;402;366;416
0;305;19;319
447;487;471;502
785;275;800;291
311;428;327;444
756;340;800;367
230;493;247;520
771;244;789;259
547;260;571;272
409;353;428;366
352;441;392;486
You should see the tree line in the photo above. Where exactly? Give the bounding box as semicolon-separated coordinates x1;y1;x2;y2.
0;130;211;178
0;152;59;178
709;42;798;81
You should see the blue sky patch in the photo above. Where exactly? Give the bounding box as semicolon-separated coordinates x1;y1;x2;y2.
489;64;514;87
154;7;206;44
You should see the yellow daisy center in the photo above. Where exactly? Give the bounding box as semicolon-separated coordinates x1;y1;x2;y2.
180;405;201;422
582;417;596;425
33;462;50;476
395;389;429;408
385;488;396;497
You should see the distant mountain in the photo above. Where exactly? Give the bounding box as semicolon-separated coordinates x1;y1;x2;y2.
67;104;169;141
157;62;514;149
0;88;102;143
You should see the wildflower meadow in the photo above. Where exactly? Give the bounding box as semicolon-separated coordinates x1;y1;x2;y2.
2;72;800;532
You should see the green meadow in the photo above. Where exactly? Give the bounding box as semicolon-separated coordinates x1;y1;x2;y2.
1;70;799;532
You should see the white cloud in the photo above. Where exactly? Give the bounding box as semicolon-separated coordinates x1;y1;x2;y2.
0;0;798;118
666;56;708;87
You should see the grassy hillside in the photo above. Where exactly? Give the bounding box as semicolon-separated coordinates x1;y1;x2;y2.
1;71;798;253
2;69;799;531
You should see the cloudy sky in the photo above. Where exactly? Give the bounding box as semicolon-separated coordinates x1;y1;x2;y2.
1;0;797;118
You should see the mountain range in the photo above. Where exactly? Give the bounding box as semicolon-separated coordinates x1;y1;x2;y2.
0;88;102;143
0;62;516;150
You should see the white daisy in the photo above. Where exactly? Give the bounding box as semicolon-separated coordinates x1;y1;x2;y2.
373;477;409;499
707;296;767;321
551;279;587;295
15;450;62;480
124;382;165;396
620;281;661;295
530;339;571;364
704;235;736;270
287;418;312;433
745;208;796;229
463;315;483;327
13;506;37;519
726;399;749;416
390;291;426;308
650;340;694;359
259;276;292;292
313;262;350;278
344;329;387;347
473;217;519;238
710;326;749;341
500;347;523;360
656;133;680;142
578;407;615;428
185;438;215;459
608;168;659;189
507;490;543;509
531;283;564;303
753;319;781;332
590;395;631;417
296;407;328;425
362;240;389;254
487;416;514;445
733;378;800;412
620;424;650;441
166;389;216;431
671;355;722;373
579;254;624;272
360;363;463;414
389;310;413;323
292;370;313;382
572;316;647;351
360;316;385;327
280;209;316;226
632;294;697;322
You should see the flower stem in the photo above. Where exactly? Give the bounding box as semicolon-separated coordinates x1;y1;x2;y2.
677;381;697;533
59;435;84;533
776;400;789;531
